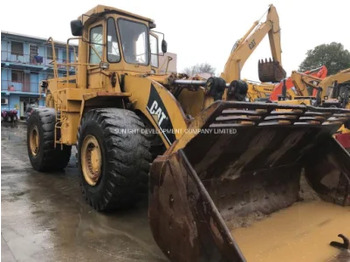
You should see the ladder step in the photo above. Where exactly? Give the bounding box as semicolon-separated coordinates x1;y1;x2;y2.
54;109;63;145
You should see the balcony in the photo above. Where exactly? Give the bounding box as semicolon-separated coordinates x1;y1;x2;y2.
2;50;43;65
1;79;40;94
1;50;75;72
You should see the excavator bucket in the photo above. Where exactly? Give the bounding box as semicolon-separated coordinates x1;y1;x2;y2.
149;101;350;262
258;58;286;82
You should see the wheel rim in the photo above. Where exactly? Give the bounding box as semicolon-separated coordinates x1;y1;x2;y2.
29;126;40;156
81;135;102;186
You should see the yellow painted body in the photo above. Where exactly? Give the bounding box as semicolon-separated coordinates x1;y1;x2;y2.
43;5;192;149
43;4;285;149
40;5;350;262
246;81;275;101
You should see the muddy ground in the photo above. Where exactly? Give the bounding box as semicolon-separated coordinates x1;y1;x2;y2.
1;123;167;262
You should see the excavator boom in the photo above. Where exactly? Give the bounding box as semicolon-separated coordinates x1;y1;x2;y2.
221;5;286;83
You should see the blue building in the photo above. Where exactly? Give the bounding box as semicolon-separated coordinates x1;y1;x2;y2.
1;31;76;119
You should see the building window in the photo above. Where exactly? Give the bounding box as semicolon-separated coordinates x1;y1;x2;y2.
1;98;9;105
12;70;23;83
47;46;58;60
11;41;24;56
62;50;67;62
68;51;72;63
47;73;54;80
69;49;76;63
30;45;38;62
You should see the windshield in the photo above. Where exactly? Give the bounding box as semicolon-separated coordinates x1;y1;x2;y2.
118;19;149;65
107;18;121;62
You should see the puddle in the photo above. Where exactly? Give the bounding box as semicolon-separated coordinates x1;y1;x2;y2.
1;124;167;261
232;200;350;262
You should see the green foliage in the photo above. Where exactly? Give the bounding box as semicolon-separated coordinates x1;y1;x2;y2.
183;63;216;76
299;42;350;75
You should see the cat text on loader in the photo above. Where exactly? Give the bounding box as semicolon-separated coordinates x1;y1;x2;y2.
27;5;350;262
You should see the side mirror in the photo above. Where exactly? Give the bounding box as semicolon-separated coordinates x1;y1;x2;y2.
71;20;83;36
161;39;167;53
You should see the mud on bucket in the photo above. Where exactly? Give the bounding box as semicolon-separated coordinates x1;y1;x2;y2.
149;101;350;262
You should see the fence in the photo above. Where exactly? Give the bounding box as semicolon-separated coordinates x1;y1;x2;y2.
1;49;75;69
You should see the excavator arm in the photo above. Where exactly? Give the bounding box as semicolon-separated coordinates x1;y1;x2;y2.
289;67;350;101
291;71;323;97
323;68;350;98
221;4;285;83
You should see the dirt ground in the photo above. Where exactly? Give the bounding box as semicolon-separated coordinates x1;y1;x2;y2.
1;123;167;262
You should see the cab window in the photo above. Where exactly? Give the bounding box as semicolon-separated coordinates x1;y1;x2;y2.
107;18;120;62
89;25;103;64
118;19;149;65
150;34;159;68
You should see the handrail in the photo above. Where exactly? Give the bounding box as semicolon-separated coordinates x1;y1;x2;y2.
47;37;58;79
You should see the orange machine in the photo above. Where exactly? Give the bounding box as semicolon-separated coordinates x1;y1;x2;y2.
270;65;328;101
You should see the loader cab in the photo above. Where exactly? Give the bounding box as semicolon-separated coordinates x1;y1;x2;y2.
71;5;165;88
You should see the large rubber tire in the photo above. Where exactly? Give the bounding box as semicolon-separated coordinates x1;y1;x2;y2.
78;108;151;211
27;108;72;171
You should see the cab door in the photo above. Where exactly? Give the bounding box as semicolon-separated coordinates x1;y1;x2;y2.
87;22;104;89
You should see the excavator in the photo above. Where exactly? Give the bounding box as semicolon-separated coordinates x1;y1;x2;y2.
274;67;350;150
324;68;350;108
27;4;350;262
272;67;350;104
270;65;328;101
220;4;286;100
178;4;285;108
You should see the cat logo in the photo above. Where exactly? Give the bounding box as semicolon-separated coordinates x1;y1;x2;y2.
148;100;167;126
146;84;176;145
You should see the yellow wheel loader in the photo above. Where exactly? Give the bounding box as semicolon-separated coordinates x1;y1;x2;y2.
27;5;350;262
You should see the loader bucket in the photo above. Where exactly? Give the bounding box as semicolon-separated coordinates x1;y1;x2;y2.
258;58;286;82
149;101;350;262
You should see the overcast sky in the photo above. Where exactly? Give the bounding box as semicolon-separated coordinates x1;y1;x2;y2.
1;0;349;80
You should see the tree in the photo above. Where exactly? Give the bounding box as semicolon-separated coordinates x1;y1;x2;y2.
183;63;216;77
299;42;350;75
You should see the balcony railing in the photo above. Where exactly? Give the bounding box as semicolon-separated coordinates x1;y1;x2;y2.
1;79;40;93
1;50;75;70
